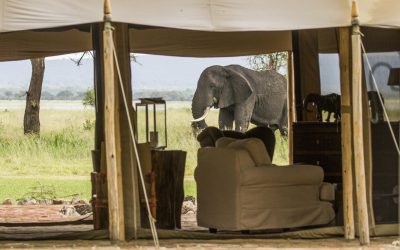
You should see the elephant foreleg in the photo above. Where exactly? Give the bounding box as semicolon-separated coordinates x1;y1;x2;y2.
234;103;254;132
326;111;332;122
316;108;323;122
219;108;234;130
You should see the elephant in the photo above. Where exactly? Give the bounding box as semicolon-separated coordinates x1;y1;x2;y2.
303;91;385;123
191;65;287;135
303;93;341;122
367;91;385;123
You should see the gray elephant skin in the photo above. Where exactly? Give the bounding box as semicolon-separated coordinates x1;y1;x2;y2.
191;65;287;134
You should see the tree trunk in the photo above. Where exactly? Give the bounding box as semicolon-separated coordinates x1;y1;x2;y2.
24;58;45;135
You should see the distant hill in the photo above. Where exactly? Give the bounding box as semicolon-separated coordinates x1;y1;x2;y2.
0;55;250;100
2;54;394;101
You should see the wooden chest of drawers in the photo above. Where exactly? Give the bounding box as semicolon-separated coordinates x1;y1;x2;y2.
293;122;342;184
293;121;399;224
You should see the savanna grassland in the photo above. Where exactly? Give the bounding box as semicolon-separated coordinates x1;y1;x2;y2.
0;101;288;202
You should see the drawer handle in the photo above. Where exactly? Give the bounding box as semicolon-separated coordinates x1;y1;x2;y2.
316;139;320;145
316;161;320;165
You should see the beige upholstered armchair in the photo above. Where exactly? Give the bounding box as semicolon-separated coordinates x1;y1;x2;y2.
195;137;335;232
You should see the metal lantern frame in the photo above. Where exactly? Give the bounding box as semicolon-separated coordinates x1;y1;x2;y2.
135;97;167;149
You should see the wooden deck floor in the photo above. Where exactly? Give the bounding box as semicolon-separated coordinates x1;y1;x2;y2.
0;205;398;249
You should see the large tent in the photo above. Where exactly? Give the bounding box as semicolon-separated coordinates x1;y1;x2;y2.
0;0;400;60
0;0;399;246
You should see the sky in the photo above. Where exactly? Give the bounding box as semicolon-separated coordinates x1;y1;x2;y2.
0;53;252;91
131;54;251;90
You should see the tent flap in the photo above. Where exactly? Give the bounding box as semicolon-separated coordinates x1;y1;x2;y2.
130;28;292;57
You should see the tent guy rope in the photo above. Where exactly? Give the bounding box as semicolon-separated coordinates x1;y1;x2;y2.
111;40;160;248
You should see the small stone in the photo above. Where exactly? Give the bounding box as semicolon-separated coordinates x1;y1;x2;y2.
38;199;49;205
74;204;92;215
59;205;79;216
181;201;197;214
392;240;400;247
72;197;89;205
18;198;37;205
53;199;66;205
183;195;196;205
2;198;13;205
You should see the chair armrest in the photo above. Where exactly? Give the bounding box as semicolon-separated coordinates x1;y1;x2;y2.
195;147;254;229
241;164;324;187
320;182;335;201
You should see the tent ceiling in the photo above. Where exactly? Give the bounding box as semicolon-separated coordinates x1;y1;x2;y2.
130;28;292;57
0;25;399;61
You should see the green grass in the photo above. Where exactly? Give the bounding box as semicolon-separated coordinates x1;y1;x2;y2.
0;177;92;202
0;109;94;176
0;101;288;200
184;179;196;197
0;178;196;202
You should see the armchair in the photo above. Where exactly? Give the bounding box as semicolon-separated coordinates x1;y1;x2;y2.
195;137;335;231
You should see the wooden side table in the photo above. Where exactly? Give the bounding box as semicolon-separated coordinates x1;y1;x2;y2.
151;149;187;229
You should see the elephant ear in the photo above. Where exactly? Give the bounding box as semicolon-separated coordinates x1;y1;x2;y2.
218;69;253;108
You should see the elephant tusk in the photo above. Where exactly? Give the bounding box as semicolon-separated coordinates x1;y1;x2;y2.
190;107;211;122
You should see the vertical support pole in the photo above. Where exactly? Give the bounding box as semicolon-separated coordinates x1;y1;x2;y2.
351;1;370;245
361;64;376;233
92;23;108;230
338;27;355;240
93;23;105;162
287;51;296;164
103;0;125;241
164;102;168;148
292;31;303;120
146;105;149;142
298;30;321;121
153;103;157;132
113;22;140;236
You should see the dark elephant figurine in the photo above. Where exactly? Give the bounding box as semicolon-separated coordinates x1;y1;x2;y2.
367;91;385;123
303;93;341;122
191;65;287;135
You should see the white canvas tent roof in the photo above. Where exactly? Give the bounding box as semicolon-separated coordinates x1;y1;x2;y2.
1;0;400;33
0;0;399;60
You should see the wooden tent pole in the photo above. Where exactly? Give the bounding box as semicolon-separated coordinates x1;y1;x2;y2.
287;51;295;164
338;27;355;240
351;0;370;245
103;0;125;241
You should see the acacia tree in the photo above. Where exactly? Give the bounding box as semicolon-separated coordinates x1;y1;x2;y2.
247;52;288;74
24;58;45;135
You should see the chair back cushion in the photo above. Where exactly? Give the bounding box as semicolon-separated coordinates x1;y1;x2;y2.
215;137;237;148
196;127;224;147
245;126;276;161
227;138;271;165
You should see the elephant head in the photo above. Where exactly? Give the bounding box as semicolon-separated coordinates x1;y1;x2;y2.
303;93;320;112
191;65;253;129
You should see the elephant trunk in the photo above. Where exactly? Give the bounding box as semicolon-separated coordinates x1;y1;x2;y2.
191;92;209;129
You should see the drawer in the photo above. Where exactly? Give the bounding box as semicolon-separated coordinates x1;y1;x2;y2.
294;133;341;151
293;154;342;183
